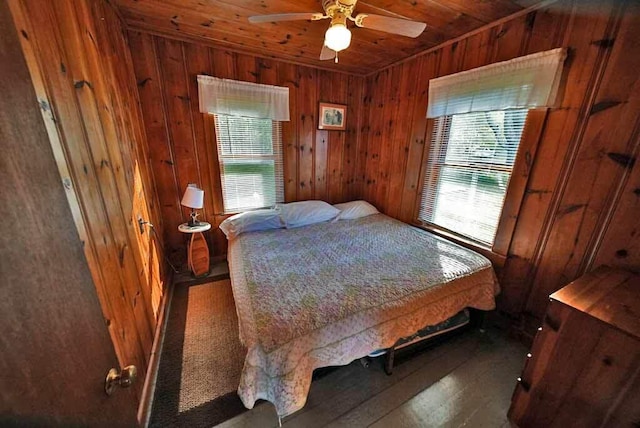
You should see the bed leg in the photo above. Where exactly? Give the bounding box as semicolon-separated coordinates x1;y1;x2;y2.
359;357;371;368
384;347;395;376
478;311;488;333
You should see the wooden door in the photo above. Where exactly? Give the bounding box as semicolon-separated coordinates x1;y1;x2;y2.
0;1;138;424
7;0;171;410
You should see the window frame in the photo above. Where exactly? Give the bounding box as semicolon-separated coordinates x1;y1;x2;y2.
213;114;284;214
414;108;548;265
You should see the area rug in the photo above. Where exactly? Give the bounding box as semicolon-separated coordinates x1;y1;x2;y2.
149;279;248;427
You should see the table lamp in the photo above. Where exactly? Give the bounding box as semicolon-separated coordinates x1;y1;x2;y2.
181;184;204;226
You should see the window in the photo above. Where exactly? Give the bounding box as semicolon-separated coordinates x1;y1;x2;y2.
214;115;284;213
419;109;528;245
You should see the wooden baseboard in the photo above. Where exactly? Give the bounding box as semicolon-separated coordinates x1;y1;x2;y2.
173;257;230;286
137;277;175;427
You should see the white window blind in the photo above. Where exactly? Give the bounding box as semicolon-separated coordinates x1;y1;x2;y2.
214;115;284;213
419;109;528;245
198;76;290;121
427;48;567;118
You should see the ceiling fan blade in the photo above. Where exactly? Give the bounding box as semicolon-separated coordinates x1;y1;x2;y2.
248;13;325;24
354;14;426;38
320;45;336;61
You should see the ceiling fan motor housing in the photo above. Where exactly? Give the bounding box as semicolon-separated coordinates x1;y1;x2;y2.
322;0;358;18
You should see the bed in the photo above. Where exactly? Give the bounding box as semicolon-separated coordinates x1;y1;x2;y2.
227;212;499;417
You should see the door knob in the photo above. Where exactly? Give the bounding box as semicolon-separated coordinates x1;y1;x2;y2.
105;365;137;395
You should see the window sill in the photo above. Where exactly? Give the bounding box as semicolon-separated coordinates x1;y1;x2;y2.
411;221;506;268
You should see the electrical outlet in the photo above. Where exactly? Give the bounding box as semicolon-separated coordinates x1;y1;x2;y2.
137;216;145;234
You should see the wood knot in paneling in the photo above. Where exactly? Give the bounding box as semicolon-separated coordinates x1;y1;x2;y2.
590;100;622;115
607;152;635;168
74;80;93;90
591;38;615;48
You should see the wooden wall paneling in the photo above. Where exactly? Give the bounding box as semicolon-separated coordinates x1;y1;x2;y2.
592;157;640;272
489;12;531;63
327;129;344;203
354;76;372;202
460;29;493;71
63;0;155;350
324;70;348;203
235;53;258;83
375;64;403;212
127;31;184;260
522;1;573;56
156;38;203;226
128;34;362;257
184;42;217;254
8;0;138;379
436;38;467;78
297;66;317;201
398;53;438;224
493;109;548;256
581;2;640;274
101;11;168;315
0;0;139;420
315;70;331;202
17;0;151;389
362;68;389;209
499;0;620;317
358;0;638;335
314;127;329;202
277;61;299;203
385;62;417;219
525;0;638;320
210;47;236;79
10;0;173;402
342;74;364;202
93;0;168;347
256;57;277;85
518;0;624;321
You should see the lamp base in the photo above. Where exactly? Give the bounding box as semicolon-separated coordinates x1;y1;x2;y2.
188;210;200;227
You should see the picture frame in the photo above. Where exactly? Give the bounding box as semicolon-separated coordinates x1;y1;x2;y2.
318;102;347;131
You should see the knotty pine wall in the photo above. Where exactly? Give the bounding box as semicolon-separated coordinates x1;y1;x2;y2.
9;0;168;399
360;0;640;336
127;31;365;262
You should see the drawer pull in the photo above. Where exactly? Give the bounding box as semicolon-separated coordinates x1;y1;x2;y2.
517;377;532;392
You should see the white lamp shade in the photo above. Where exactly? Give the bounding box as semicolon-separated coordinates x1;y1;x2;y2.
324;24;351;52
181;185;204;209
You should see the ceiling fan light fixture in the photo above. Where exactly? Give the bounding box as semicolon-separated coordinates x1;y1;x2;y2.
324;24;351;52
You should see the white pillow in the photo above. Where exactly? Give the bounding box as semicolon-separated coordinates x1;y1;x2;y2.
334;200;379;220
279;200;340;228
219;209;283;239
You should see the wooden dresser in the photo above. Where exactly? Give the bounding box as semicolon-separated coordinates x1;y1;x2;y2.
508;266;640;428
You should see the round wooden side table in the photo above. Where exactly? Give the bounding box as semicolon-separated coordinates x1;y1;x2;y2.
178;222;211;277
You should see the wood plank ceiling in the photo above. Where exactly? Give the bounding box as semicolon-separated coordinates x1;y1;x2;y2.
114;0;546;75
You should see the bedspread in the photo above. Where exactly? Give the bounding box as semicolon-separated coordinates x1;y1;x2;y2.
228;214;499;416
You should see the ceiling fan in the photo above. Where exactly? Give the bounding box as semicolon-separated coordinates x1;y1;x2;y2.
248;0;427;63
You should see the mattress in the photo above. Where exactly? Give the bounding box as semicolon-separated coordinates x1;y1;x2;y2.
228;213;499;416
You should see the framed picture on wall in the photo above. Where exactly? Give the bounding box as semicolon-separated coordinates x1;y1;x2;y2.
318;102;346;131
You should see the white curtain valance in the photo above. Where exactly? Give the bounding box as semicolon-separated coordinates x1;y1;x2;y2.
426;47;568;118
198;76;290;121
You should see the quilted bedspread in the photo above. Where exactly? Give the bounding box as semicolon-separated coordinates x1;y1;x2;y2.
228;214;499;417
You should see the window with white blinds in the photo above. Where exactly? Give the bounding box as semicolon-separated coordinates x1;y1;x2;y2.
214;114;284;213
418;109;528;245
